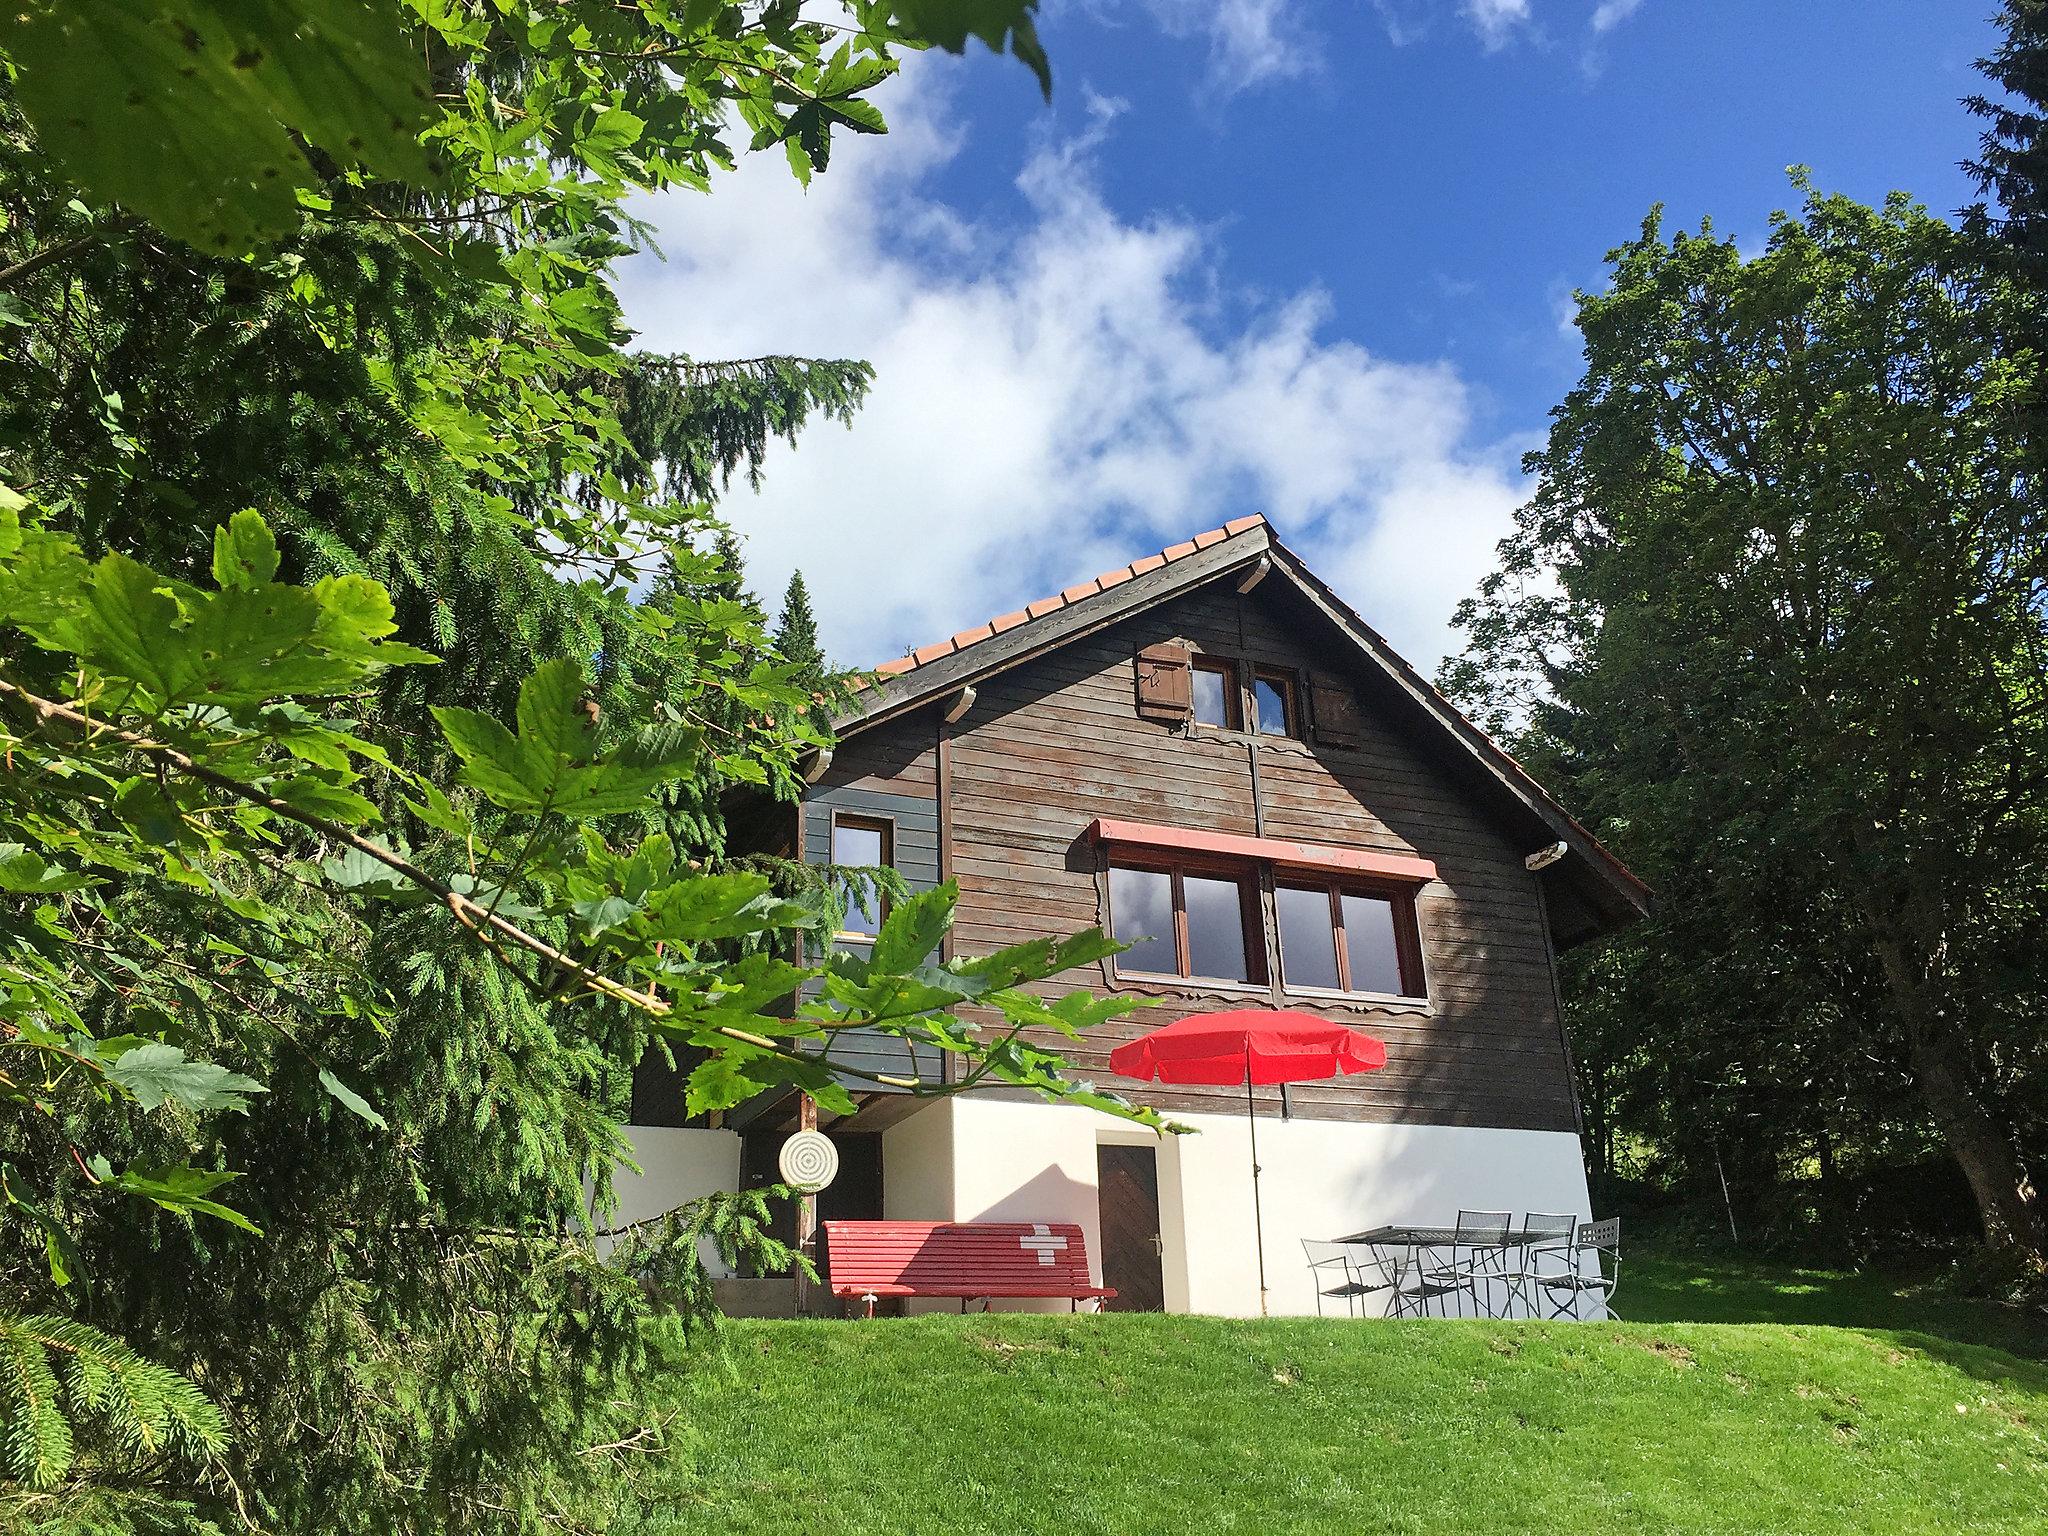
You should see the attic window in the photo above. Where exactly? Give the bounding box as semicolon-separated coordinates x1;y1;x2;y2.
1191;659;1242;730
1252;671;1298;737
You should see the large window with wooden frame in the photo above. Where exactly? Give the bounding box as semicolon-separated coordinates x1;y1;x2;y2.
1275;879;1425;999
830;813;893;946
1108;861;1263;985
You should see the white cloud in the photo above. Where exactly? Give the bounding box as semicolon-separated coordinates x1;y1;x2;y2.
1371;1;1546;53
616;66;1526;675
1125;0;1311;85
1462;0;1532;51
1367;0;1431;47
1589;0;1642;33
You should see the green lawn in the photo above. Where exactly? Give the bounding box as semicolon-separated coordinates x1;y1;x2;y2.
1626;1236;2048;1360
614;1287;2048;1534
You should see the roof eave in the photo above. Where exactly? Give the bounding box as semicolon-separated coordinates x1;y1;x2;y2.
832;521;1275;736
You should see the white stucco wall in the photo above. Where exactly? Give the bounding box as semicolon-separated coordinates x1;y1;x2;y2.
600;1125;741;1274
1163;1109;1594;1318
880;1097;955;1221
877;1098;1112;1313
872;1097;1597;1318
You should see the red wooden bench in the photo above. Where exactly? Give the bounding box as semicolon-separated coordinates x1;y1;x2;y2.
821;1219;1116;1316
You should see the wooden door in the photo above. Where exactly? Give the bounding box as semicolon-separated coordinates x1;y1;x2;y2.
1096;1144;1166;1312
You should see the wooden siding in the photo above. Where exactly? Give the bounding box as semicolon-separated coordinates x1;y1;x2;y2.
936;578;1582;1134
801;716;942;1089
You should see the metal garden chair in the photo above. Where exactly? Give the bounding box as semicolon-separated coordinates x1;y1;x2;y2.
1384;1247;1467;1318
1301;1239;1391;1318
1529;1216;1621;1320
1498;1212;1577;1317
1422;1210;1511;1317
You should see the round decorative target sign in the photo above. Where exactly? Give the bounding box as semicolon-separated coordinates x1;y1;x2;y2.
777;1129;839;1194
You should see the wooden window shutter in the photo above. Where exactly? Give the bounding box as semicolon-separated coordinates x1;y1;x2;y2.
1310;675;1365;746
1134;641;1194;721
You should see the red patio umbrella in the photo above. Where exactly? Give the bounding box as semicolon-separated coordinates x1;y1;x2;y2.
1110;1010;1386;1315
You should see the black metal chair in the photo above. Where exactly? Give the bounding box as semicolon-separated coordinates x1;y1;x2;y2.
1498;1212;1576;1316
1423;1210;1511;1317
1302;1239;1373;1317
1385;1247;1466;1318
1530;1217;1622;1320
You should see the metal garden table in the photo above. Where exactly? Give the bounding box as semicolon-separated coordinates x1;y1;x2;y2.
1335;1225;1561;1318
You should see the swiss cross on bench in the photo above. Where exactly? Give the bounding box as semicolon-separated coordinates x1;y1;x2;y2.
821;1219;1115;1317
1019;1223;1066;1266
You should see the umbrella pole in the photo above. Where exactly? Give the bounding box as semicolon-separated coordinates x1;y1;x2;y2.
1247;1068;1268;1317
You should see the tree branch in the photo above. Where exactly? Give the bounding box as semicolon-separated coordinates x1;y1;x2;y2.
0;670;927;1091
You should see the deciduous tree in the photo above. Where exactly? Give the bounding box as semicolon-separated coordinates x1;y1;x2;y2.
1444;185;2048;1260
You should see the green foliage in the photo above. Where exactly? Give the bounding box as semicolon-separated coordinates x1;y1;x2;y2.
2;0;434;251
103;1045;264;1116
1968;1;2048;252
0;1312;224;1491
0;5;1115;1529
1442;181;2048;1257
891;0;1052;99
433;657;702;817
774;568;830;707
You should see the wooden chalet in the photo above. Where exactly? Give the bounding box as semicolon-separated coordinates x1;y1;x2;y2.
618;515;1647;1316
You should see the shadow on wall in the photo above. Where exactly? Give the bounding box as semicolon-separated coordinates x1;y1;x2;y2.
1327;1122;1594;1318
961;1161;1095;1228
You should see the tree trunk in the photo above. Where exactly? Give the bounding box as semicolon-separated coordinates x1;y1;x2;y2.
1902;1015;2042;1252
1869;932;2043;1254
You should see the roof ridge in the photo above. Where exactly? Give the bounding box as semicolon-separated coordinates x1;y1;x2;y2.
869;514;1267;679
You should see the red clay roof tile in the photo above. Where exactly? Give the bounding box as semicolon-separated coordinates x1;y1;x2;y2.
863;515;1268;681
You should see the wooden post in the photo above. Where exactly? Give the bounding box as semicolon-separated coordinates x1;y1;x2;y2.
794;1094;819;1316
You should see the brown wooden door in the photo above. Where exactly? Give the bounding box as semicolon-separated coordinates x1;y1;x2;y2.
1096;1144;1166;1312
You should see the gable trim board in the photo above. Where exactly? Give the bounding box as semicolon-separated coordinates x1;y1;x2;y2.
837;516;1647;950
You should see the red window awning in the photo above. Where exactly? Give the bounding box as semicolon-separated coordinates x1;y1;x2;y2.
1086;817;1437;885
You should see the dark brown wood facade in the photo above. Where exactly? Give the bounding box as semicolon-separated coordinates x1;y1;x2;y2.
807;569;1602;1136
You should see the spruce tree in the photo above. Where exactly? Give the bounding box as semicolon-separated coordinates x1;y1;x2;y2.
0;6;1078;1531
774;569;828;678
1967;1;2048;249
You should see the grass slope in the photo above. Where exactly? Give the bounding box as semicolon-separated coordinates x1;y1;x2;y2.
1626;1240;2048;1360
621;1313;2048;1535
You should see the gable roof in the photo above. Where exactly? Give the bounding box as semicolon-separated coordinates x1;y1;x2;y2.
870;515;1270;682
839;515;1649;944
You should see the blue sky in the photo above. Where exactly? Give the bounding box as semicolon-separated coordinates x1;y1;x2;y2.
619;1;2002;673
